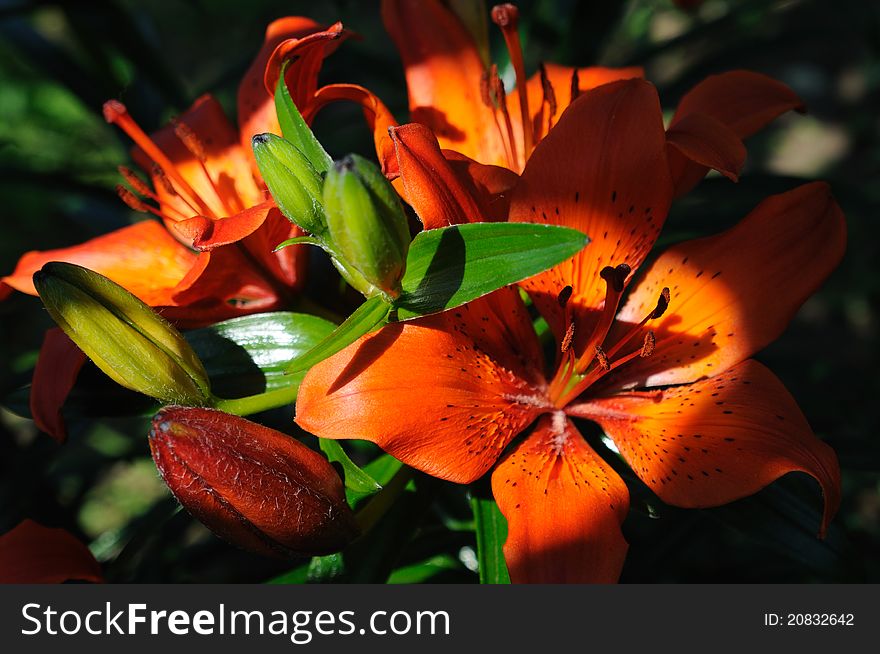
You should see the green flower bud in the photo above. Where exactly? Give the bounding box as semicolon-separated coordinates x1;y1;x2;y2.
323;154;410;298
33;262;211;406
252;133;326;236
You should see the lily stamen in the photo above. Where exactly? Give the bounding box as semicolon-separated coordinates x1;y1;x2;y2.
538;62;558;133
489;65;520;171
603;286;670;361
573;263;630;373
103;100;215;218
491;3;533;162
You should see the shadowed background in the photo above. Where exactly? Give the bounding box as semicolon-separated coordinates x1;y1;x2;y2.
0;0;877;582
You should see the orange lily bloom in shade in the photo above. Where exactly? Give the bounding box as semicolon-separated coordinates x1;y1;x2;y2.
0;520;103;584
296;79;845;583
380;0;802;202
1;16;363;324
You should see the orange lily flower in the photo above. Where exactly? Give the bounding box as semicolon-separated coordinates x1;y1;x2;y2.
296;79;845;583
379;0;802;205
3;17;353;442
1;17;352;326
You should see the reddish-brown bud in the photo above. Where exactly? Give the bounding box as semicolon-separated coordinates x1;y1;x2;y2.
149;407;358;558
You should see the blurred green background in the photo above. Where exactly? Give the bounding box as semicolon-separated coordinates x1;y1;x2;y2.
0;0;877;582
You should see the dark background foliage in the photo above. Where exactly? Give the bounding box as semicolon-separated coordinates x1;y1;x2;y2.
0;0;877;582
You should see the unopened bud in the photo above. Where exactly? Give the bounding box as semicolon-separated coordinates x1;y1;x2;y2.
323;154;410;297
149;407;358;558
252;133;326;236
32;262;211;406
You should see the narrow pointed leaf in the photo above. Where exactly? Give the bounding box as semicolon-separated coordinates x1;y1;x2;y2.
273;235;326;252
275;68;332;173
393;223;588;320
319;438;383;496
286;295;391;373
470;494;511;584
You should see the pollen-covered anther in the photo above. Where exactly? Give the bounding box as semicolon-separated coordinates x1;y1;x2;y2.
561;321;575;353
650;287;671;319
118;166;153;197
640;331;656;358
172;119;208;163
570;69;581;103
595;345;611;371
538;62;558;118
480;71;493;108
116;185;150;213
152;164;178;196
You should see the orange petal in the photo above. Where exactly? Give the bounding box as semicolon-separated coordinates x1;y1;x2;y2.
165;246;281;328
241;208;309;292
569;360;841;536
1;221;195;306
382;0;508;166
666;111;746;184
174;200;275;250
263;22;349;105
510;78;673;348
443;150;518;223
390;123;487;228
491;414;629;583
136;95;263;222
30;328;86;444
238;17;330;148
669;70;805;197
608;182;846;388
308;83;399;176
0;519;103;583
296;289;547;484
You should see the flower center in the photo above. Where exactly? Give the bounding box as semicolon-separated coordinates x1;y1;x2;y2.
103;101;247;222
547;266;671;408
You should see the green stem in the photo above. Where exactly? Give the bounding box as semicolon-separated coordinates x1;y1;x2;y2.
212;385;298;416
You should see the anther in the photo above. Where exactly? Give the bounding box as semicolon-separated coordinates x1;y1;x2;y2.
561;322;575;353
641;331;656;358
570;69;581;103
152;164;177;196
557;285;573;308
538;62;557;118
116;185;150;213
595;345;610;371
172;119;207;163
118;166;153;197
650;287;671;319
480;71;493;108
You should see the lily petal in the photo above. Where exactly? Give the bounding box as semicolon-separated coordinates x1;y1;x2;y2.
30;329;86;443
666;112;746;184
390;123;487;228
308;83;398;176
382;0;508;166
442;150;518;223
238;17;331;150
1;221;195;306
175;200;276;251
510;78;673;348
569;359;841;536
491;414;629;583
669;70;805;197
0;519;103;584
296;289;547;484
609;182;845;388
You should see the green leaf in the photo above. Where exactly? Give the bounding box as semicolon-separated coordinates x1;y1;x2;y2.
285;295;391;374
275;67;332;173
393;223;588;320
319;439;383;496
187;312;336;399
470;494;511;584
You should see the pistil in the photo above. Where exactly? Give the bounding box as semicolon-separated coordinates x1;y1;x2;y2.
491;4;533;165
